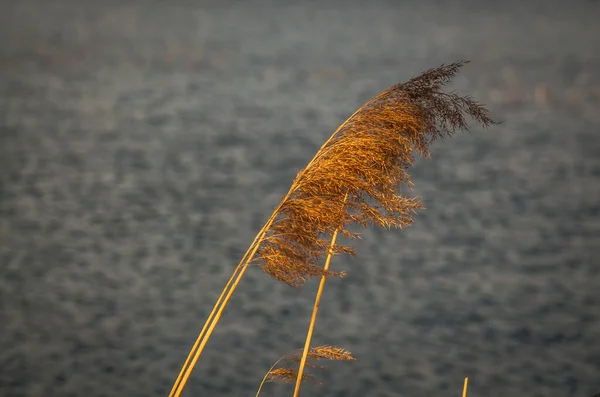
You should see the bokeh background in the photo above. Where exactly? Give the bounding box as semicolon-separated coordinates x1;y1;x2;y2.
1;1;600;396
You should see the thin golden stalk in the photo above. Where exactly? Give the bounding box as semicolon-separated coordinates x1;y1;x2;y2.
168;86;386;396
169;124;348;397
168;233;268;397
292;193;347;397
170;227;268;397
168;228;264;397
462;377;469;397
167;271;230;397
291;232;338;397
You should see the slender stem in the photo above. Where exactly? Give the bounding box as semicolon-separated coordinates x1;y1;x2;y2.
292;193;348;397
292;228;340;397
168;218;272;397
462;377;469;397
167;267;234;397
170;227;270;397
168;88;383;397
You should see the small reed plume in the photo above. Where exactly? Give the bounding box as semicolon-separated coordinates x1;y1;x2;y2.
168;61;495;397
256;345;356;396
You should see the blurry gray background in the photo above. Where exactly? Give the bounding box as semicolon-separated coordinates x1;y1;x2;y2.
1;1;599;396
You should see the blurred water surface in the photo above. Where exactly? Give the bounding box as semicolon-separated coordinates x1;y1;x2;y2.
1;1;599;396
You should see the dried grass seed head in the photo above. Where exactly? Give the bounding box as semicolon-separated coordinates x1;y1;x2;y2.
257;61;496;287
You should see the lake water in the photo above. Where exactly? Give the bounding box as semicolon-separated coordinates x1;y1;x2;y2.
1;1;599;396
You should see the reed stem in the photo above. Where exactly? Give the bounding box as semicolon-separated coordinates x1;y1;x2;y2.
168;96;369;396
167;268;233;397
292;193;348;397
292;228;340;397
169;227;268;397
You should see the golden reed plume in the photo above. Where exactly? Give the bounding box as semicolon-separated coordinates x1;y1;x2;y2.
168;61;495;397
256;345;356;396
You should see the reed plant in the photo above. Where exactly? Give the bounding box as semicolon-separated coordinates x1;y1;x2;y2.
168;61;495;397
256;345;356;396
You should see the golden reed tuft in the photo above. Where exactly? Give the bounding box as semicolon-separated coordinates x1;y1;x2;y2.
256;345;356;396
257;61;495;287
168;61;496;397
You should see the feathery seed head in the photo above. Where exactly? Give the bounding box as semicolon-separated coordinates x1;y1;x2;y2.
256;61;495;287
